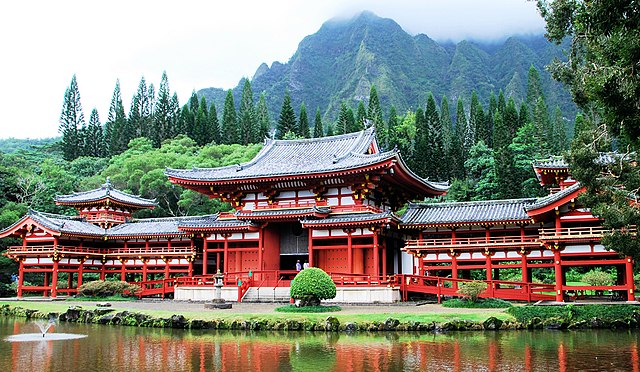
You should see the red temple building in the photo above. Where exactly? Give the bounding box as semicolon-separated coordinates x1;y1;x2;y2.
0;130;636;302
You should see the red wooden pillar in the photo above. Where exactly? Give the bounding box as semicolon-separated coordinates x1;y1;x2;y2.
451;252;459;290
164;259;170;279
485;252;492;281
17;260;24;298
43;272;49;297
626;256;635;301
520;252;529;283
373;230;380;277
308;228;314;267
51;259;59;298
120;259;127;281
347;230;353;273
553;248;563;302
100;262;106;281
188;257;193;277
142;260;148;282
202;239;208;275
381;239;387;278
223;235;229;273
77;261;84;288
258;228;264;271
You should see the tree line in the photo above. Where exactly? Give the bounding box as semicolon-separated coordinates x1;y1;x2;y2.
58;65;575;202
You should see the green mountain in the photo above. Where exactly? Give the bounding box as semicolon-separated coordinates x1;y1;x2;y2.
198;11;574;123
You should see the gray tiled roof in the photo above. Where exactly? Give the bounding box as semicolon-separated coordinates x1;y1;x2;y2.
105;215;213;237
301;211;398;226
166;128;388;181
533;156;568;169
525;182;582;211
27;210;106;237
56;178;157;208
401;198;536;226
178;215;255;229
236;207;331;219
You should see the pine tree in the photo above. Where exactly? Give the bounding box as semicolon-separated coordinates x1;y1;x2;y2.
497;90;506;116
221;90;237;144
551;106;567;153
425;93;444;179
129;77;154;140
169;93;181;138
367;85;386;143
448;98;466;179
533;96;552;154
256;93;271;140
356;101;367;128
276;91;296;139
487;92;498;148
493;110;518;198
346;107;358;133
59;75;85;161
193;96;209;146
106;80;129;155
464;140;498;200
526;65;544;109
326;122;334;136
84;108;104;157
237;79;256;144
510;121;546;198
387;105;398;148
504;98;520;141
413;107;428;177
208;101;221;145
297;102;310;138
573;112;592;139
313;108;323;138
335;102;350;135
153;71;172;147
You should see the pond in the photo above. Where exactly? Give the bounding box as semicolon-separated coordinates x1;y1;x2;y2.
1;317;638;371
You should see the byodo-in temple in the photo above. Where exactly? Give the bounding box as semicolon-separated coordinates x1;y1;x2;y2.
1;128;636;303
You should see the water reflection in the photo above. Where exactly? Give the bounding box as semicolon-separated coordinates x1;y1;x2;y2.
0;318;638;371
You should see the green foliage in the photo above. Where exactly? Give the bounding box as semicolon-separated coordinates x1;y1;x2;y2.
581;270;614;287
507;304;639;323
77;280;140;297
290;268;336;305
276;91;297;139
274;305;341;313
456;281;487;302
442;298;512;309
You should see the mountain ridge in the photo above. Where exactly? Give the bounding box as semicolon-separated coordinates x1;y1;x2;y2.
198;11;574;123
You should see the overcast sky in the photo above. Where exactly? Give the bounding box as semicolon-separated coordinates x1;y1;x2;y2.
0;0;545;139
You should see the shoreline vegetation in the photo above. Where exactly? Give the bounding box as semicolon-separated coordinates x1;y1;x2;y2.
1;301;639;332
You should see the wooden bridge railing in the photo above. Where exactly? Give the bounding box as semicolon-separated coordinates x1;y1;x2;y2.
404;235;540;251
6;245;194;257
539;226;636;240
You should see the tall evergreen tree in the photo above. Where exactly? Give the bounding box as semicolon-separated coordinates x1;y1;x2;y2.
412;107;428;177
208;101;221;145
153;71;172;147
345;107;358;133
526;65;544;109
356;101;367;128
237;79;256;144
533;96;552;154
504;98;520;141
453;97;467;173
387;105;399;149
335;102;350;135
129;77;154;140
493;110;518;198
367;85;386;144
551;106;567;153
297;102;310;138
59;75;85;161
313;108;323;138
276;91;296;139
255;93;271;140
510;120;546;198
425;93;444;179
106;80;129;155
193;96;209;146
85;108;104;157
221;90;237;144
169;92;181;138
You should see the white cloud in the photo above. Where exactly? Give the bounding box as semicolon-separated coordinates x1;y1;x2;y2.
0;0;544;139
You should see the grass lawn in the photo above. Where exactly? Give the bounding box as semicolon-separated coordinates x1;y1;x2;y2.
0;301;515;324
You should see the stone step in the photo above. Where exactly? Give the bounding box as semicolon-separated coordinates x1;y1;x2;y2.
241;287;291;303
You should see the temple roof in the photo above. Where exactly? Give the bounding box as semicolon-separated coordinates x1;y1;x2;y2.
236;207;331;220
26;210;106;237
533;156;569;170
401;198;536;227
165;128;448;194
300;211;399;227
55;178;157;209
525;182;583;212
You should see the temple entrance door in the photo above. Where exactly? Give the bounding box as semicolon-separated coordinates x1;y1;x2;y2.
277;222;309;271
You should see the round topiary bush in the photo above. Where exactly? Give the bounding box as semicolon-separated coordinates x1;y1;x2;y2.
290;268;336;307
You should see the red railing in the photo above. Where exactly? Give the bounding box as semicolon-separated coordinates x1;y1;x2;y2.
404;235;540;251
254;199;328;210
538;226;636;240
397;274;555;303
6;245;194;257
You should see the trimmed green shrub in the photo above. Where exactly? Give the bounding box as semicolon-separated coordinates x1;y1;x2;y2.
78;280;140;297
507;304;638;323
582;270;614;287
457;281;487;302
290;268;336;306
275;305;341;313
